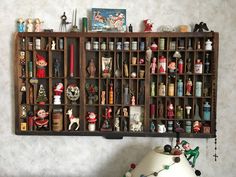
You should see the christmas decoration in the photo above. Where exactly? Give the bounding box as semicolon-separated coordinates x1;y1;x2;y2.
36;84;48;105
36;54;47;78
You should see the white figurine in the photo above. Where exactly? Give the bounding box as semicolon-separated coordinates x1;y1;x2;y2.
67;109;80;131
51;40;56;50
26;18;34;32
205;39;212;50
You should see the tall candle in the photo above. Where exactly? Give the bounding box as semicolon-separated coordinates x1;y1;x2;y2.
70;44;74;77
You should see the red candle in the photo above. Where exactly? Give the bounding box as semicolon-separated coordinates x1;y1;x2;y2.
150;104;156;119
70;44;74;77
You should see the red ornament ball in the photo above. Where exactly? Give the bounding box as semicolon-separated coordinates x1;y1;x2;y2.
130;163;136;169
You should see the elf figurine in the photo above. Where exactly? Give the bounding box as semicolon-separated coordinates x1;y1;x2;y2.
34;109;49;129
181;140;199;167
36;54;47;78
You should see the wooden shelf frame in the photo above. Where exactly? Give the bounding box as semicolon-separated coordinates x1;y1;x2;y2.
14;32;219;138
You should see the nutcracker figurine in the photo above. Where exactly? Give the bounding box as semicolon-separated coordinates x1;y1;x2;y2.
36;54;47;78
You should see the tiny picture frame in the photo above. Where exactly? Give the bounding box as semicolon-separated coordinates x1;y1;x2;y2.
129;106;144;132
91;8;126;32
101;57;112;78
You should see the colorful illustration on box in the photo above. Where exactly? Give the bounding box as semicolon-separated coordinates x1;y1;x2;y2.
92;8;126;32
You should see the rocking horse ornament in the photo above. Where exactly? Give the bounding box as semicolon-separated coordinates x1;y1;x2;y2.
67;109;80;130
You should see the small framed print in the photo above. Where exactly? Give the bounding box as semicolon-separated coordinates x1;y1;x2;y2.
91;8;126;32
129;106;144;132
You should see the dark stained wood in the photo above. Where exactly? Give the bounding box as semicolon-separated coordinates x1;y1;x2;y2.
14;32;218;138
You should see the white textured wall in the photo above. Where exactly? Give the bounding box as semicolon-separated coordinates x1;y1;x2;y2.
0;0;236;176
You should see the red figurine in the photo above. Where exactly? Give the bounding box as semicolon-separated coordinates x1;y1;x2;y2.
186;78;193;96
54;83;64;95
143;19;153;32
36;54;47;78
167;102;174;119
34;109;49;129
193;121;202;133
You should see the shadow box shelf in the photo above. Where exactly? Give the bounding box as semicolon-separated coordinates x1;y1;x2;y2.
14;32;218;139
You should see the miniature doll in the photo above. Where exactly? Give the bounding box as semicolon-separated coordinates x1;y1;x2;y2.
150;57;157;74
17;18;25;32
131;95;135;105
167;102;174;119
143;19;153;32
26;18;33;32
168;61;176;78
36;54;47;78
186;78;193;95
34;18;43;32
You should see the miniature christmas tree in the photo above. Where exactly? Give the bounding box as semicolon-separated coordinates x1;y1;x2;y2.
36;84;48;105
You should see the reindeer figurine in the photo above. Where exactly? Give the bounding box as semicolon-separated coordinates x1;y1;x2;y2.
66;109;80;130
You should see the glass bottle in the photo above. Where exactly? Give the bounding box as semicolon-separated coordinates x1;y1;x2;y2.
203;102;211;121
177;79;183;96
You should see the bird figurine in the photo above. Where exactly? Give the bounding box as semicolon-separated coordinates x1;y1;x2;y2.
193;22;209;32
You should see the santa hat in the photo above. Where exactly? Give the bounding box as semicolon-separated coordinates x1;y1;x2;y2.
36;54;46;62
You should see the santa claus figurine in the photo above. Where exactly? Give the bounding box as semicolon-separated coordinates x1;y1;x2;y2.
36;54;47;78
54;83;64;95
143;19;153;32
